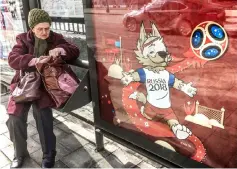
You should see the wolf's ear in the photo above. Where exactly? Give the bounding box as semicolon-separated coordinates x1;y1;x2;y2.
151;23;161;38
139;23;147;43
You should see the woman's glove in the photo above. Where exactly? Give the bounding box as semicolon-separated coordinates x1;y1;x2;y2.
49;48;66;58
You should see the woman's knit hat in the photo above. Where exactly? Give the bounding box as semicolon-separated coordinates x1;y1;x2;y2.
28;8;51;29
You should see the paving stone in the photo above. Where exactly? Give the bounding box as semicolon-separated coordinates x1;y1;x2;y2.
52;109;69;117
55;121;78;133
53;112;59;118
30;149;43;165
21;157;41;168
1;164;10;169
31;127;69;144
137;154;163;168
53;160;69;168
27;111;36;128
103;142;119;154
27;124;38;136
56;119;110;145
92;158;115;168
64;114;94;131
55;143;71;161
54;127;70;139
1;144;14;160
0;123;8;134
56;121;100;144
71;107;94;122
0;105;8;124
27;137;41;154
0;151;10;168
0;95;9;104
58;133;89;152
82;102;93;111
92;154;136;168
53;115;68;126
30;142;71;165
3;132;10;140
111;148;142;165
93;148;142;168
30;141;70;162
31;134;40;144
110;141;136;155
0;135;12;149
137;161;158;169
62;143;110;168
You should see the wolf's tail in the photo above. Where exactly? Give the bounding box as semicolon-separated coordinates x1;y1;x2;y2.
188;135;206;162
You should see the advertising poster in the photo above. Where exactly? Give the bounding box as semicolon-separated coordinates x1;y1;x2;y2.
90;0;237;167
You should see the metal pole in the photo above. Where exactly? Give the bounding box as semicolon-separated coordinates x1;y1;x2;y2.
29;0;38;9
37;0;42;9
95;128;104;152
22;0;30;31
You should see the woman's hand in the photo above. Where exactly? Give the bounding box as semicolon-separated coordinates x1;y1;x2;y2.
49;48;66;58
38;55;51;63
28;58;39;66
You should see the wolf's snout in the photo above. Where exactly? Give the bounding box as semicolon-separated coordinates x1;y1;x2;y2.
157;51;169;59
157;51;168;58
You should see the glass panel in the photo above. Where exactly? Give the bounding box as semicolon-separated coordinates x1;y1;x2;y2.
40;0;84;18
85;0;237;167
40;0;85;38
0;0;25;60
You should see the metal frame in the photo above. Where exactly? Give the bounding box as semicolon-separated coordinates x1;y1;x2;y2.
60;68;91;112
84;3;209;168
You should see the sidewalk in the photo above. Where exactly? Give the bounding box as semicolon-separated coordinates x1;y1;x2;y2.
0;95;165;168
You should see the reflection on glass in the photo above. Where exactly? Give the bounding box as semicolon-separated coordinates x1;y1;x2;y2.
0;0;24;61
40;0;84;18
85;0;237;167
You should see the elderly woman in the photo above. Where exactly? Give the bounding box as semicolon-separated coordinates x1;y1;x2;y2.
6;8;79;168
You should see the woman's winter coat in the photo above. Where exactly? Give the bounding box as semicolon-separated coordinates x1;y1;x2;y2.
7;30;80;116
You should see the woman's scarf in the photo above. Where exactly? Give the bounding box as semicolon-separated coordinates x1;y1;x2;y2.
33;36;48;58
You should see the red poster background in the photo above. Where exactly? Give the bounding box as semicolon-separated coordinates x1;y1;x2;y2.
91;1;237;167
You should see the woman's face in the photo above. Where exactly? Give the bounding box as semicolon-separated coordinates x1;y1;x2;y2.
32;22;50;40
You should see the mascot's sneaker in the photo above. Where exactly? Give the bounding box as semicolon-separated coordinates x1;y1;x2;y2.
42;151;56;168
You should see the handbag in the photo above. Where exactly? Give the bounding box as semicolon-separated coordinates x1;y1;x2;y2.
12;70;41;103
35;56;79;108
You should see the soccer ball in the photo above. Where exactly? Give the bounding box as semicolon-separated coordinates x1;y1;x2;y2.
190;21;228;61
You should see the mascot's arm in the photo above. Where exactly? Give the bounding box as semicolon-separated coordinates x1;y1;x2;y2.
131;72;141;81
173;78;185;90
121;71;141;86
173;78;197;97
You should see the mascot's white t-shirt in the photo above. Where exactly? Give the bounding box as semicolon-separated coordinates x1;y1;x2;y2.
137;68;175;108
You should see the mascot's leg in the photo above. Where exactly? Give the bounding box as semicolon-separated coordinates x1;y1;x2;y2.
129;91;153;120
140;105;153;120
